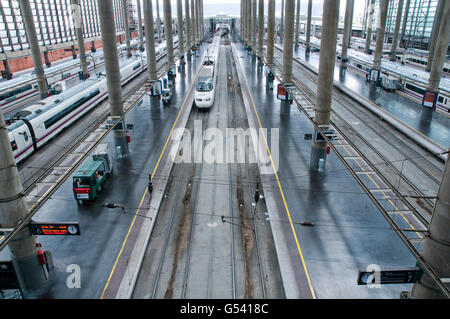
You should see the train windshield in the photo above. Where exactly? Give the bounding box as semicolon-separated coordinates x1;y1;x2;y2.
196;80;213;92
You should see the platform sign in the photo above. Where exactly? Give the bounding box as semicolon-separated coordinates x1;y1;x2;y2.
357;268;421;285
146;80;162;96
0;261;20;290
422;91;438;108
29;222;81;236
277;84;292;101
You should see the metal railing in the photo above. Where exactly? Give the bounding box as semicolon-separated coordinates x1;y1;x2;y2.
259;50;450;297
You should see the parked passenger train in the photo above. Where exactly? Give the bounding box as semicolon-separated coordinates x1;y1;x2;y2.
395;50;450;76
7;56;147;163
194;37;221;109
343;55;450;112
0;37;179;112
0;51;106;111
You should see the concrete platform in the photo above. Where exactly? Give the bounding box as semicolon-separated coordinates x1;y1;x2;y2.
21;45;209;299
276;44;450;149
234;43;417;299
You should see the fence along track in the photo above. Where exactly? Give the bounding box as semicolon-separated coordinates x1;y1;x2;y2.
258;46;450;297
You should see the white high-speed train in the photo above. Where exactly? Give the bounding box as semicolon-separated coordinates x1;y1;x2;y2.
0;37;179;112
8;56;145;163
194;36;221;109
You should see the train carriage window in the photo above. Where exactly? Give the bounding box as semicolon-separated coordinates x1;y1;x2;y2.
11;140;17;151
438;96;444;103
133;63;141;71
22;132;28;141
405;83;425;96
44;89;100;129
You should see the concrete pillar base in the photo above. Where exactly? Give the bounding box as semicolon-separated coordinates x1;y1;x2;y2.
12;253;47;293
168;73;176;88
420;106;434;123
150;95;160;108
2;60;12;79
44;52;51;68
113;132;129;157
280;100;291;115
368;69;381;86
310;143;328;172
79;73;90;80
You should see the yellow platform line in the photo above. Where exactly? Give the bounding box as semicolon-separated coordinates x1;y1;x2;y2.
340;143;423;239
239;63;316;299
100;67;199;299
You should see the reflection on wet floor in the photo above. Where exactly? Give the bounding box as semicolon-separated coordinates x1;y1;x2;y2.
283;44;450;148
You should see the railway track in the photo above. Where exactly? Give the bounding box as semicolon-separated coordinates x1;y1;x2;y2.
18;47;182;196
132;36;283;299
227;44;267;298
273;46;443;219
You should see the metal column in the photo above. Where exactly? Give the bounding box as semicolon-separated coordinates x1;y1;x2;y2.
280;0;284;42
200;0;204;40
18;0;49;99
282;0;295;83
364;0;375;54
98;0;129;155
2;60;12;80
185;0;191;49
195;0;200;43
400;0;411;48
122;0;132;58
310;0;340;171
267;0;275;66
43;51;51;68
243;0;247;43
411;153;450;298
362;0;370;37
341;0;354;62
390;0;404;61
347;0;354;47
294;0;300;49
163;0;174;72
196;0;200;41
257;0;264;57
240;0;243;41
191;0;197;46
156;0;161;42
252;0;257;50
144;0;158;82
71;0;89;79
0;112;46;294
305;0;312;56
247;0;253;51
372;0;389;82
136;0;145;51
144;0;160;108
422;0;450;108
426;0;445;72
177;0;184;55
